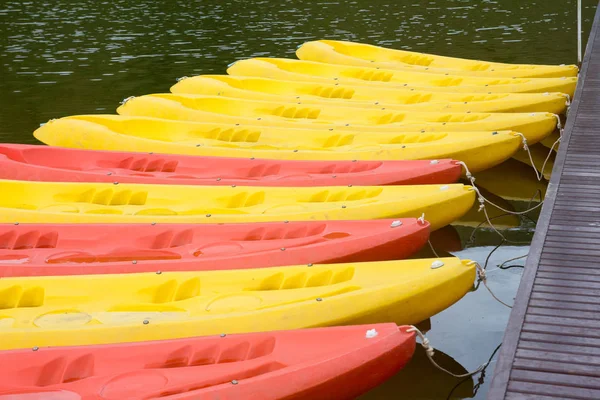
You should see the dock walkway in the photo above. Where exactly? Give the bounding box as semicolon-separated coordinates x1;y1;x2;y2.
488;3;600;399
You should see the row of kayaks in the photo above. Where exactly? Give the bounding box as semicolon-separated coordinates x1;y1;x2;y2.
0;39;572;399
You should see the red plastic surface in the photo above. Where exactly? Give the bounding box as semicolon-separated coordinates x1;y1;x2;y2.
0;144;461;186
0;324;415;400
0;219;429;277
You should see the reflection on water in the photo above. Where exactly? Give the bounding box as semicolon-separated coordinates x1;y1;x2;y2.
360;345;476;400
0;0;586;398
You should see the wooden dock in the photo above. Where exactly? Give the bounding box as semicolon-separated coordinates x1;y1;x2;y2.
488;3;600;400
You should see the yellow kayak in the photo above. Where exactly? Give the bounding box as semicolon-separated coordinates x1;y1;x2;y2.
171;75;569;114
117;94;558;144
0;258;475;350
35;116;521;173
297;40;579;79
227;58;578;97
0;179;474;230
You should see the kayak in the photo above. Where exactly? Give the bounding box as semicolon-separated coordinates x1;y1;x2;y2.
171;75;569;114
0;257;475;350
34;116;521;173
0;143;462;186
0;324;415;400
0;180;475;230
0;218;430;277
117;94;558;144
297;40;579;78
227;58;578;97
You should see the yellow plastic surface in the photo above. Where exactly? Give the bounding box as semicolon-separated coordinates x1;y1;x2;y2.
171;75;569;114
0;179;475;230
297;40;579;79
35;116;521;173
227;58;577;97
116;94;558;144
0;258;476;350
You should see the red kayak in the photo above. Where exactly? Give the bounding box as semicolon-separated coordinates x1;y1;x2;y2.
0;324;415;400
0;144;461;186
0;219;429;277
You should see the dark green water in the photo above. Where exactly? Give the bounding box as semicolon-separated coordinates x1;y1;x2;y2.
1;0;596;398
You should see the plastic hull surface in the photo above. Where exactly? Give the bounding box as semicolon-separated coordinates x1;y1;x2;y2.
0;219;430;277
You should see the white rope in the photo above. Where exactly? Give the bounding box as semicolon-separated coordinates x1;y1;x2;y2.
407;326;489;378
552;113;564;137
428;239;440;258
470;261;513;308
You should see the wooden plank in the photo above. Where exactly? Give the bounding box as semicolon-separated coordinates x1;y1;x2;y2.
530;290;600;304
528;298;600;312
507;381;600;400
511;369;600;388
527;306;600;322
523;323;600;339
505;393;579;400
518;340;600;356
537;265;600;276
520;332;600;347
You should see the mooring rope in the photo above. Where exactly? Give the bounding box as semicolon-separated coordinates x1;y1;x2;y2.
407;326;490;378
445;342;502;400
427;239;440;258
470;261;513;308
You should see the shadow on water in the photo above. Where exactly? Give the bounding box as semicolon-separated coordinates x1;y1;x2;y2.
0;0;588;398
360;344;477;400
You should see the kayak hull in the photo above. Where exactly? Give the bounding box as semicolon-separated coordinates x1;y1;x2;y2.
0;324;415;400
0;180;475;230
116;93;558;145
0;219;430;277
297;40;579;78
34;116;522;173
0;258;476;350
0;144;462;187
227;58;577;97
171;75;569;114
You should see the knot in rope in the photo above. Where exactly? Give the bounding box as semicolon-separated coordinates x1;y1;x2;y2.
469;261;512;308
418;213;425;224
407;326;435;358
